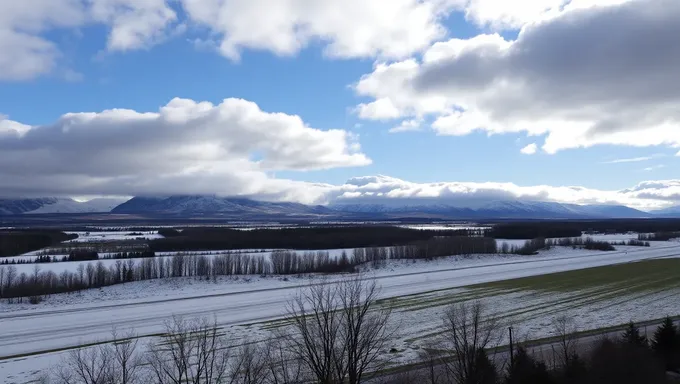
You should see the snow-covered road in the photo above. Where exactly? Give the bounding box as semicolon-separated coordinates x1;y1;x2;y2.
1;244;679;360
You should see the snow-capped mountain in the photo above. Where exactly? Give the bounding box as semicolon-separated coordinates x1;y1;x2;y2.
651;205;680;218
0;195;657;219
111;195;332;216
330;200;650;219
0;197;129;215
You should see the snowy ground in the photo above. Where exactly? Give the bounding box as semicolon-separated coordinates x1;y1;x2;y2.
495;232;659;249
64;231;164;242
2;242;680;383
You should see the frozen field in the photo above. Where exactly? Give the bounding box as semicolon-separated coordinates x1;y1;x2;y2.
2;242;680;383
64;230;165;242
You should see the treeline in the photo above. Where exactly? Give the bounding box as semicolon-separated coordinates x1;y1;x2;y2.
488;219;680;240
501;237;649;255
148;226;483;252
45;292;680;384
639;232;680;241
0;236;497;301
0;230;77;257
1;251;157;265
399;304;680;384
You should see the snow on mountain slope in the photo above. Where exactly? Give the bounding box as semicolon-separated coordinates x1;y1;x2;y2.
0;197;130;215
651;205;680;218
27;198;130;214
111;195;332;216
331;199;649;219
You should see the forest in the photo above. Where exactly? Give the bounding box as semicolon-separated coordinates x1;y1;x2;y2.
0;230;77;257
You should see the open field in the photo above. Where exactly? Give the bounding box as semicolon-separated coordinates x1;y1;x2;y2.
1;241;680;383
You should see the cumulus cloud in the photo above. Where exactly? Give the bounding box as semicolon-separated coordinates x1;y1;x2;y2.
0;0;458;80
520;143;537;155
180;0;452;61
327;175;680;211
0;0;179;80
89;0;179;51
354;0;680;154
0;98;369;202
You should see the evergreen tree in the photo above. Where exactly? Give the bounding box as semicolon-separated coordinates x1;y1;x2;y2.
651;317;679;371
562;353;588;384
621;321;647;347
505;347;554;384
468;348;497;384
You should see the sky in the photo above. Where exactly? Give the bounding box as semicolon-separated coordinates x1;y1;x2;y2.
1;0;679;211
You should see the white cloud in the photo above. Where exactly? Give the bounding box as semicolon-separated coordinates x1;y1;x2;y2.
326;175;680;211
389;119;422;133
0;98;369;202
0;0;86;80
180;0;451;61
602;154;667;164
520;143;537;155
643;165;666;172
354;0;680;154
88;0;179;51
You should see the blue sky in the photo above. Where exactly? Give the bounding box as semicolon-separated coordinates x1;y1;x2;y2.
0;0;679;209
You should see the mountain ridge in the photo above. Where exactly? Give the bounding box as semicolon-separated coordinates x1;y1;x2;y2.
0;195;676;219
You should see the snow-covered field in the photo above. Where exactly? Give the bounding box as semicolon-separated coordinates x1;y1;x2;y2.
1;229;679;383
65;231;164;242
2;241;680;383
495;232;662;248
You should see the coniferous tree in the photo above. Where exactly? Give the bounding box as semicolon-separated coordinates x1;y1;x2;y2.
621;321;647;347
505;347;554;384
651;317;679;371
468;348;497;384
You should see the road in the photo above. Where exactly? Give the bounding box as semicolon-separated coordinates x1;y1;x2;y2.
1;244;679;360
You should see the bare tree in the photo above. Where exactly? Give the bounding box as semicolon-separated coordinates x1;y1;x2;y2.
438;301;500;384
53;345;113;384
110;330;142;384
146;317;231;384
230;342;268;384
286;277;395;384
338;277;394;384
262;336;303;384
50;329;142;384
551;314;579;369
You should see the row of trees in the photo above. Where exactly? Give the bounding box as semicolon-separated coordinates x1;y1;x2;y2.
0;251;158;265
502;236;649;255
45;278;680;384
639;232;680;241
488;219;680;240
148;226;481;252
0;230;77;257
45;278;395;384
1;236;497;301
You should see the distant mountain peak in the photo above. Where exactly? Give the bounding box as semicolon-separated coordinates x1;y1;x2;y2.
0;197;129;215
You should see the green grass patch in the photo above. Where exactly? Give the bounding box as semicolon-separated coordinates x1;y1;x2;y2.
470;259;680;293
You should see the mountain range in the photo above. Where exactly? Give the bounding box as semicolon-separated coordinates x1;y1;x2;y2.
0;197;128;215
1;195;677;219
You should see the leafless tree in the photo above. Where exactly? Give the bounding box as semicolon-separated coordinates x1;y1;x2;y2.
110;330;142;384
285;276;395;384
146;317;231;384
338;277;394;384
551;314;579;369
50;329;142;384
263;336;303;384
438;301;500;384
53;345;113;384
230;342;268;384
